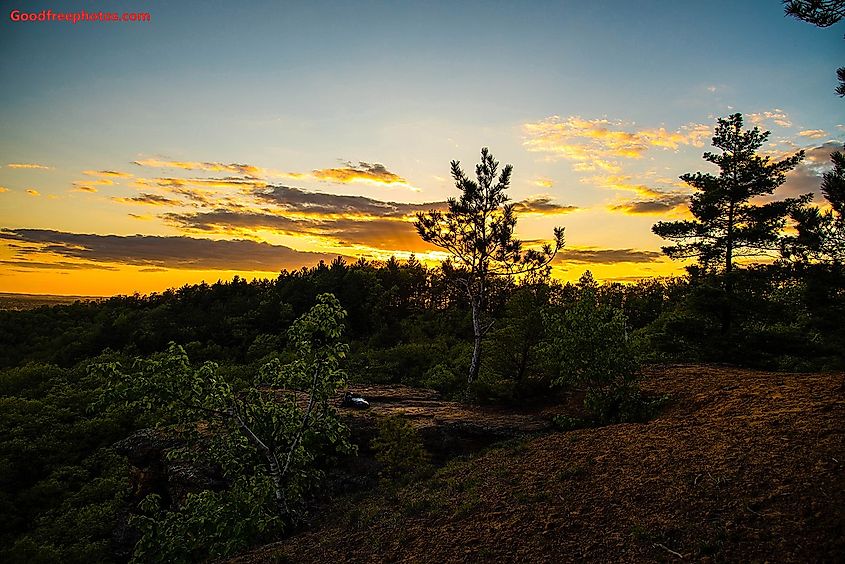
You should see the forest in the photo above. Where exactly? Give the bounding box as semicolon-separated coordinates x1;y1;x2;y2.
1;108;844;562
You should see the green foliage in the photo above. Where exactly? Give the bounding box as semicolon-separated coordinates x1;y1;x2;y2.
415;148;564;386
0;361;134;564
786;148;845;265
420;363;462;398
371;416;431;482
545;273;646;423
551;414;584;432
653;113;806;276
546;274;639;390
95;293;354;562
130;477;278;563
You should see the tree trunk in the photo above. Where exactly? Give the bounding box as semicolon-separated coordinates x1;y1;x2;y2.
231;409;286;512
723;199;735;334
467;295;482;389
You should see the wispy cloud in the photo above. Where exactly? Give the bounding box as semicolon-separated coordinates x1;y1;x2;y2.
748;109;792;128
72;185;98;193
162;209;306;233
255;185;443;218
133;159;265;178
82;170;134;178
0;228;347;272
776;141;841;200
798;129;827;139
555;247;664;265
25;189;40;196
74;178;115;187
312;161;409;187
0;186;9;193
7;163;52;170
609;193;690;215
522;116;710;172
112;193;182;206
511;196;579;215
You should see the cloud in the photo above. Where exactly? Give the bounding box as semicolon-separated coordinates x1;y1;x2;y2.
312;162;409;186
0;259;119;271
777;141;841;200
0;187;9;193
533;177;554;188
82;170;134;178
7;163;51;170
162;209;306;233
133;159;264;178
73;178;115;188
582;173;665;197
72;185;98;193
25;189;40;196
321;218;437;252
522;116;710;172
609;193;690;215
256;185;443;218
112;193;182;206
152;177;267;190
511;196;579;215
798;129;827;139
128;213;153;220
0;229;347;272
554;247;664;265
748;109;792;128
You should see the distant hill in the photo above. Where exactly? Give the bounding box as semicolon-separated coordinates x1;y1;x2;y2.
0;292;101;311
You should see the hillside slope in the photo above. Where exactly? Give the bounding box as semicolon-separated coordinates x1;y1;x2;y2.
233;366;844;563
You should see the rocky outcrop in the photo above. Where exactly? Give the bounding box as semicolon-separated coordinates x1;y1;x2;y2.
338;384;553;462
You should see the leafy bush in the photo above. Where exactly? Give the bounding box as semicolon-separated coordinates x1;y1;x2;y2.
371;416;431;482
96;293;354;562
420;363;462;398
544;273;644;423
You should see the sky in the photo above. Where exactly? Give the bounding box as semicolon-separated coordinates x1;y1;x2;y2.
1;0;843;296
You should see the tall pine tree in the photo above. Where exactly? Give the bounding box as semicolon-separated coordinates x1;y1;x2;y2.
652;113;807;330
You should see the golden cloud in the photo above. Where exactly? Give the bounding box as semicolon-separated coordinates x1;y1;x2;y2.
554;246;664;265
7;163;52;170
533;177;554;188
798;129;827;139
748;109;792;128
312;162;409;186
25;189;40;196
523;116;710;173
112;193;181;206
581;173;665;198
133;158;264;178
0;186;9;193
511;196;579;215
82;170;134;178
608;193;690;215
72;185;98;193
73;179;115;188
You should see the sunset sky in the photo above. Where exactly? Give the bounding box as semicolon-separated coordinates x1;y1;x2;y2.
1;0;842;296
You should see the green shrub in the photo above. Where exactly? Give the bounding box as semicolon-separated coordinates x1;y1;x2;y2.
371;416;431;482
545;273;645;423
420;364;461;397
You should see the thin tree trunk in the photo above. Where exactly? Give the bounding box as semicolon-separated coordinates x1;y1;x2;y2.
231;409;286;512
468;295;482;389
724;198;736;333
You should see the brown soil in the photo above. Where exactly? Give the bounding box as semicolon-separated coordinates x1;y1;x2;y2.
233;365;845;563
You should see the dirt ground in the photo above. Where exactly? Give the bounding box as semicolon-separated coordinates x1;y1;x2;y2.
232;365;845;563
